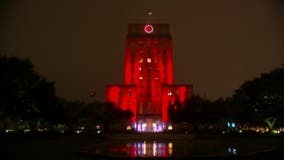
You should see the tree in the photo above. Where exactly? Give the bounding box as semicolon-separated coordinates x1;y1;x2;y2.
231;65;284;127
183;94;211;130
0;55;58;129
101;101;133;132
168;94;211;130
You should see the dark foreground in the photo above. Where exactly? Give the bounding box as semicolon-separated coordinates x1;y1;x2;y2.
0;132;283;160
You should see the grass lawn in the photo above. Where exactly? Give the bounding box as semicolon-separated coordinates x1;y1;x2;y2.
0;132;283;160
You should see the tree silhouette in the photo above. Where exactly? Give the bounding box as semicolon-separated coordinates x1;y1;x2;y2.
231;65;284;127
0;55;58;130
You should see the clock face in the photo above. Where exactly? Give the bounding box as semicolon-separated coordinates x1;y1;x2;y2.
144;24;154;33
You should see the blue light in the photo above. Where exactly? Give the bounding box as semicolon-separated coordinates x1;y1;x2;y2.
227;122;231;127
231;122;236;128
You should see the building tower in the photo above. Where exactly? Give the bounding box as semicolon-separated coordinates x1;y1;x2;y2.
106;22;192;132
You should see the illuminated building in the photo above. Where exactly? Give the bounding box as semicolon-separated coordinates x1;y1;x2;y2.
106;23;192;132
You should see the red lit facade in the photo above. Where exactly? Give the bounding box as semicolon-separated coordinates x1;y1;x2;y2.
106;24;192;132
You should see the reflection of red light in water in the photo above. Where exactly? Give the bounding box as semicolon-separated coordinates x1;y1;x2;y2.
127;146;137;157
108;142;171;157
162;147;169;157
124;142;170;157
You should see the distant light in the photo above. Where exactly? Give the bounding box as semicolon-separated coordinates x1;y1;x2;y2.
5;129;15;133
144;25;154;34
271;130;280;135
233;148;237;155
168;125;173;130
231;122;236;128
228;147;237;155
142;123;146;129
24;129;31;133
227;122;231;127
127;125;132;130
168;142;173;148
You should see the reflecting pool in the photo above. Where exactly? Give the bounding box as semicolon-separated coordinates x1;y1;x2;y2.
76;139;274;159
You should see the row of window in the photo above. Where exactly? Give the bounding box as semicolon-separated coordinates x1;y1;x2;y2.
138;76;159;80
130;47;168;54
139;58;158;63
122;90;180;97
138;66;166;71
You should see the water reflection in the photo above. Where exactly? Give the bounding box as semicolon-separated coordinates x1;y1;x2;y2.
77;139;273;159
110;141;172;157
108;142;243;158
227;146;238;155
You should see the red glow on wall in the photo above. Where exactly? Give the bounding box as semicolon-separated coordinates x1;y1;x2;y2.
105;24;192;127
106;85;120;104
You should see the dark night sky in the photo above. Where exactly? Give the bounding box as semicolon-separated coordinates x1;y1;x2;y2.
0;0;284;102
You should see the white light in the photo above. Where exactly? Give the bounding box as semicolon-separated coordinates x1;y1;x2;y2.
143;141;146;155
158;126;162;132
168;142;173;155
168;125;173;130
127;125;132;130
168;92;172;96
152;123;157;132
142;123;146;132
153;141;157;156
168;142;173;148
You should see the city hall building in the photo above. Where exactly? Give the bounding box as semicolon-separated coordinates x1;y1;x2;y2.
106;23;192;132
